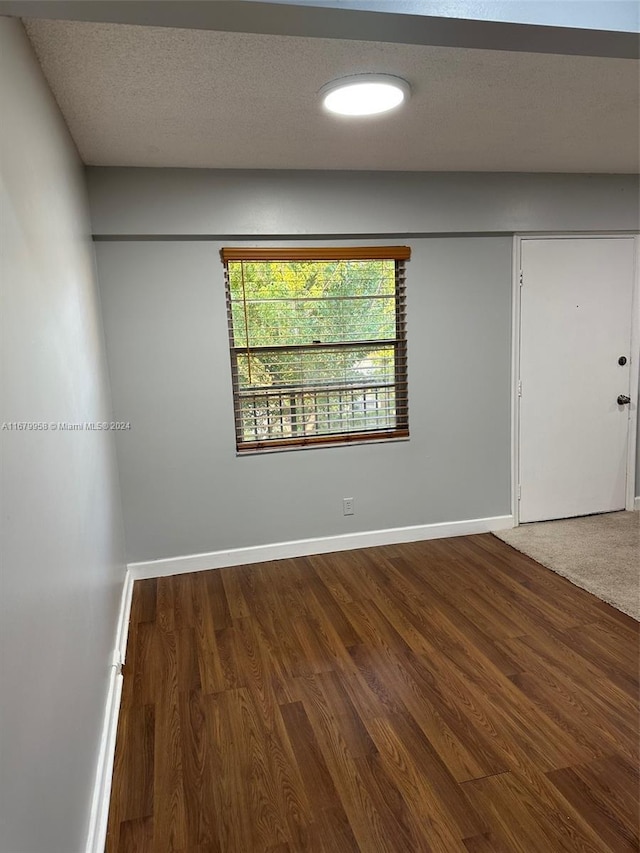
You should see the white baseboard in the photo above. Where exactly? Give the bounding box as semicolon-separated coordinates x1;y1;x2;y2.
128;514;514;580
634;496;640;511
85;568;133;853
114;567;134;664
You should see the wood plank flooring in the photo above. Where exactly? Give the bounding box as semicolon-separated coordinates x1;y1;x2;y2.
106;533;640;853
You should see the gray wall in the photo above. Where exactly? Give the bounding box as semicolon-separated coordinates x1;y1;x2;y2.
0;18;126;853
87;167;639;236
90;167;639;565
97;237;512;563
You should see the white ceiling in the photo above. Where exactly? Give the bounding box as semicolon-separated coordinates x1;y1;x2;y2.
24;18;640;172
264;0;640;33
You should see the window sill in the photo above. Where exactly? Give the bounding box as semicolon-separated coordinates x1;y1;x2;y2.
235;434;410;456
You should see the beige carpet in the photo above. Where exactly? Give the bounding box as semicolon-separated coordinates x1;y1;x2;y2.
493;510;640;620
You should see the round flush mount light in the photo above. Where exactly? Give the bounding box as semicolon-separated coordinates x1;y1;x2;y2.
320;74;411;117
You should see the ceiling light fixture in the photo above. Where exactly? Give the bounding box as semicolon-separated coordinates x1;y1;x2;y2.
320;74;411;117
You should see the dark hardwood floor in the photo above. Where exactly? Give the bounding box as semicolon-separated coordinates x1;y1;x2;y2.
106;533;640;853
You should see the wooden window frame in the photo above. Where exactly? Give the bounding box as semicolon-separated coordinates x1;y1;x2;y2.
221;246;410;452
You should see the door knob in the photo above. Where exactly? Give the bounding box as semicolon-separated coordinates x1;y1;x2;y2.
617;394;631;405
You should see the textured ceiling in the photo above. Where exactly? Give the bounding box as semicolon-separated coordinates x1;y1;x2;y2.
24;18;640;171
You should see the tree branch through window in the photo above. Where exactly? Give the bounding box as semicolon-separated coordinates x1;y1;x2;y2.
221;246;410;451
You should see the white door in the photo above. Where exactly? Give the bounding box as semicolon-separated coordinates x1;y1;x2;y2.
518;237;636;523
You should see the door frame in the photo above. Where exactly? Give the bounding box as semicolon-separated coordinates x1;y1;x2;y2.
511;233;640;526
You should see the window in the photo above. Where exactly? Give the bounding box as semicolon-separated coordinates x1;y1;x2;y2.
221;246;410;452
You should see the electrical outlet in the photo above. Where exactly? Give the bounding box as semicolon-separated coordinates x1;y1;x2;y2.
343;497;354;516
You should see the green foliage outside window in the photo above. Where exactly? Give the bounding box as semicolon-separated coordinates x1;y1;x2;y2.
225;255;408;448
